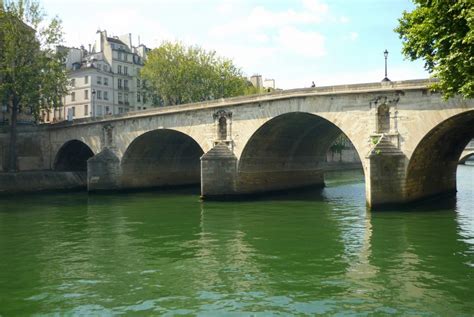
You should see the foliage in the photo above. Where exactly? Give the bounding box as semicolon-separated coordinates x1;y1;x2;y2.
140;42;251;106
0;0;68;117
0;0;68;171
395;0;474;98
330;134;349;154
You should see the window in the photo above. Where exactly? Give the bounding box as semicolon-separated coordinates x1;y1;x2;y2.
97;64;102;70
105;106;110;115
124;79;129;90
118;92;123;104
84;90;89;100
71;79;75;87
118;107;124;114
103;65;108;72
124;93;129;104
97;76;102;85
104;91;108;100
137;79;141;88
84;76;89;84
218;117;227;140
118;65;122;74
118;79;122;89
138;107;142;110
104;77;108;86
84;104;88;116
137;92;141;102
124;66;128;75
97;105;103;116
72;106;75;117
377;104;390;133
118;51;122;60
71;92;75;101
97;90;102;100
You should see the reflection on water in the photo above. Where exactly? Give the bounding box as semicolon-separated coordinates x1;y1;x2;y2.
0;167;473;315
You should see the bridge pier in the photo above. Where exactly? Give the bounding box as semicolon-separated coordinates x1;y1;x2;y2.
200;143;238;198
365;135;408;208
87;148;121;192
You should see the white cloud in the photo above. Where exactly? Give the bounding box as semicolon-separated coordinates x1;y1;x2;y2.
349;32;359;41
276;27;326;58
209;4;330;37
202;43;278;74
251;33;270;43
216;1;235;15
302;0;329;14
339;16;350;24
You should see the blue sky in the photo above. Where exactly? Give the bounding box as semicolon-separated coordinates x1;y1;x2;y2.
41;0;429;89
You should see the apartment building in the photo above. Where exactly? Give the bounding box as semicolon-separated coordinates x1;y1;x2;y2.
45;30;152;122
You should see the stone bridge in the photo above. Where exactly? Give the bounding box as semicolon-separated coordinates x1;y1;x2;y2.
4;79;474;208
459;140;474;164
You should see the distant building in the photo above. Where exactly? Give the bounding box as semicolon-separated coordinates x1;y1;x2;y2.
43;30;152;122
263;78;276;90
250;74;277;92
250;74;263;90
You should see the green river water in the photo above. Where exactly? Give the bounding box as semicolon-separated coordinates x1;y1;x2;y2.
0;166;473;316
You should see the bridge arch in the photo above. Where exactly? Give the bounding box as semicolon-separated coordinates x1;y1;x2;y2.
54;140;95;171
405;110;474;201
237;112;364;193
459;152;474;164
121;129;204;189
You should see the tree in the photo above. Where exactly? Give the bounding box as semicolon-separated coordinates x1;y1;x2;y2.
140;42;250;106
0;0;68;171
330;134;349;162
395;0;474;98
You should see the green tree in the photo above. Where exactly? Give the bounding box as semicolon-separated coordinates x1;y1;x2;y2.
395;0;473;98
140;42;250;106
0;0;68;171
330;134;349;162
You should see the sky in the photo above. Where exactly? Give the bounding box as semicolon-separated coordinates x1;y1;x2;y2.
40;0;429;89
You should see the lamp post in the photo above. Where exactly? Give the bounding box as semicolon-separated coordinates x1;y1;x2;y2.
92;89;96;117
382;49;390;82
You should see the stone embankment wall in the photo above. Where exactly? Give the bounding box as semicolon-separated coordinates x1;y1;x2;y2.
0;125;50;172
0;171;86;194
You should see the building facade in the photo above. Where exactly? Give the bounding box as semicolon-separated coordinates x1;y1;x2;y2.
44;30;152;122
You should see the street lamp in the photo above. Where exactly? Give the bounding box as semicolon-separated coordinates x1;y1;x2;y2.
91;89;96;117
382;49;390;82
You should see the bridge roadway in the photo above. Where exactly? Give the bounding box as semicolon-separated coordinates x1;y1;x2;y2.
4;79;474;208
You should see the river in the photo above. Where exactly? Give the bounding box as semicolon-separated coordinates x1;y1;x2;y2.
0;165;473;315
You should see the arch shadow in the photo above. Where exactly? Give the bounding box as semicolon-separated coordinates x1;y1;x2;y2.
121;129;204;189
54;140;94;171
237;112;365;194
